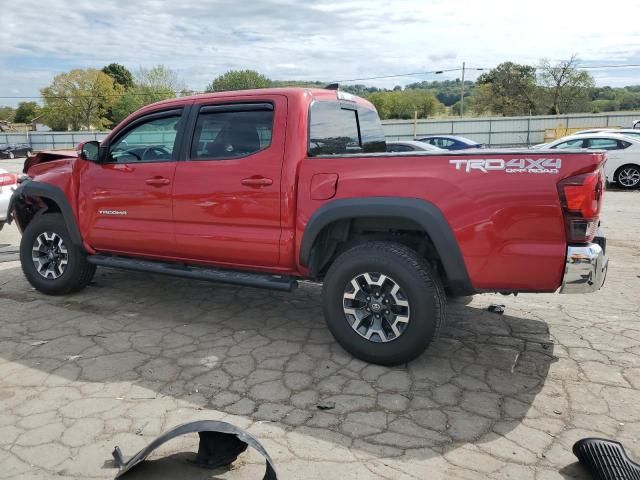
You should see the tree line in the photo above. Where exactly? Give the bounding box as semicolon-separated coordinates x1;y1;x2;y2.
1;56;639;130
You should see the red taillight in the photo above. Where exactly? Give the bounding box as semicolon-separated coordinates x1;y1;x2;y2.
0;173;17;187
558;170;604;243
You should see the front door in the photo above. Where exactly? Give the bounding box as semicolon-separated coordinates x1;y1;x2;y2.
172;98;285;268
78;109;185;257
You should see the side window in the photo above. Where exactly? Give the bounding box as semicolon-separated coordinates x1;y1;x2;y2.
618;140;632;149
388;144;411;152
191;109;274;160
309;102;360;155
552;139;584;149
586;138;619;150
108;114;181;163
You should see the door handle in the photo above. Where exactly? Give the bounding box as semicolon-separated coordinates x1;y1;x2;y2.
241;177;273;187
145;177;171;187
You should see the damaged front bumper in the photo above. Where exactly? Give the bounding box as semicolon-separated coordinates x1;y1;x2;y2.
559;236;608;294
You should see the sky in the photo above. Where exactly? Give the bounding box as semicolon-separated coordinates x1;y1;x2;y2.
1;0;640;107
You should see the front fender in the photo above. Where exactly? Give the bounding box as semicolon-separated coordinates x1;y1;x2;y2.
8;180;83;245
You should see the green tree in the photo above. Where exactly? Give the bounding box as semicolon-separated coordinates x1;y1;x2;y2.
14;101;41;123
109;65;183;124
110;85;175;124
136;65;185;92
206;70;272;92
101;63;134;90
474;62;537;116
368;90;443;119
41;69;123;130
0;106;15;122
538;54;594;114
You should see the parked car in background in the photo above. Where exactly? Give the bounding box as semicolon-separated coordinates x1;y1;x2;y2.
386;140;444;152
573;128;640;139
0;143;32;159
542;133;640;189
416;135;483;150
0;168;18;230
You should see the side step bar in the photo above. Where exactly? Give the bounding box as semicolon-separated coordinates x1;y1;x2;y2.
87;254;298;292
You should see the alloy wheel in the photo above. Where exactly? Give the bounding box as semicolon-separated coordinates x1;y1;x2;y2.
31;232;68;279
618;167;640;187
342;272;410;343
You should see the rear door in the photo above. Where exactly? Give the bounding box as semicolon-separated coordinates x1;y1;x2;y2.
171;97;286;267
78;108;186;257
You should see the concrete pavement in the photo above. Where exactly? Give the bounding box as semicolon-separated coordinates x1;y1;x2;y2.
0;190;638;479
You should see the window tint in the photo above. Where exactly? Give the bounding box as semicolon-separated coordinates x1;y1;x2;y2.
387;144;413;152
357;107;387;153
552;139;584;149
109;114;181;163
191;109;273;160
586;138;619;150
308;101;386;155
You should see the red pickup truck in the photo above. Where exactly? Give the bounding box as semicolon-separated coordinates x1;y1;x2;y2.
7;87;608;365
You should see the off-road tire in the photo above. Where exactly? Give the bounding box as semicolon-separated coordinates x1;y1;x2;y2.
20;213;96;295
322;241;446;365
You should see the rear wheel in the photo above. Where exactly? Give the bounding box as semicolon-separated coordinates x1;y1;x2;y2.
322;241;446;365
20;213;96;295
615;165;640;189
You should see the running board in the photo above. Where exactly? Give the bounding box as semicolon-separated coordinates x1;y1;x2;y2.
87;255;298;292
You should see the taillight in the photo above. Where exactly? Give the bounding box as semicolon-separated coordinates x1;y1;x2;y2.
0;173;17;187
558;170;604;243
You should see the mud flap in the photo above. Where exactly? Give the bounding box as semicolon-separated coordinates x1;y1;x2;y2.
573;438;640;480
112;420;278;479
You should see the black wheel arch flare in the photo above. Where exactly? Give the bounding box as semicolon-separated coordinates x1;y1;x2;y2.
8;181;83;246
300;197;474;295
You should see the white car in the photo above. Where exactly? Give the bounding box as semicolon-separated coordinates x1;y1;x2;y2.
386;140;445;152
573;128;640;140
541;133;640;189
0;168;18;230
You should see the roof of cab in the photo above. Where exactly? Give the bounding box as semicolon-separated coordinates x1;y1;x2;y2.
139;87;375;112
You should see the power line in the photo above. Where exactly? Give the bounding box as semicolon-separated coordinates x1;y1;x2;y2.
333;68;465;83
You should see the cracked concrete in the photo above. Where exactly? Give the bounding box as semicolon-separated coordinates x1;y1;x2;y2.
0;190;638;479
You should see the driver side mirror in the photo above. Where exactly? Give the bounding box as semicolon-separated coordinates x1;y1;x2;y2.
78;141;101;162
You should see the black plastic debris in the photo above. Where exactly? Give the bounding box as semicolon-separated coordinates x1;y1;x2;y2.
488;304;505;314
573;438;640;480
112;420;278;479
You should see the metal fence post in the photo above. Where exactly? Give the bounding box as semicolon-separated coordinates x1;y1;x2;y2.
488;118;492;147
451;120;454;134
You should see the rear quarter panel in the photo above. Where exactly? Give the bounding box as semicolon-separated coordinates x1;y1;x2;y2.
296;151;605;292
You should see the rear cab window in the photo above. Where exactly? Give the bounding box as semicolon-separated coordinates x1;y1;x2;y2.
308;100;386;156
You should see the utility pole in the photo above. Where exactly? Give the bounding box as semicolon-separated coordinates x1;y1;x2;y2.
460;61;466;118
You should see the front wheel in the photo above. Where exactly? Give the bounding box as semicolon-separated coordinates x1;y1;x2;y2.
615;165;640;189
20;213;96;295
322;241;446;365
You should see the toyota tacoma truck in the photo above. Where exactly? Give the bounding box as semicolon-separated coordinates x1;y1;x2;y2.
6;87;608;365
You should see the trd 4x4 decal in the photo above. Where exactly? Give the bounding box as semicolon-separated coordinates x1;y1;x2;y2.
449;158;562;174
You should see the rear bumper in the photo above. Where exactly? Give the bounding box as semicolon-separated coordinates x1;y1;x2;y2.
559;238;608;294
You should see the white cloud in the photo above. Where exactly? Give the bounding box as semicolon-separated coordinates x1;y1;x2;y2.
1;0;640;105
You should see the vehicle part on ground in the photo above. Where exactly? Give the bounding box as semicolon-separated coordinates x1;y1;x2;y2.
615;165;640;189
488;304;505;314
112;420;278;479
20;213;95;295
573;438;640;480
322;241;445;365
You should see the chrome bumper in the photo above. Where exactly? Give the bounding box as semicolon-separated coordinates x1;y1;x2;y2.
559;239;608;294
